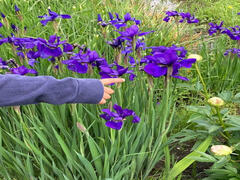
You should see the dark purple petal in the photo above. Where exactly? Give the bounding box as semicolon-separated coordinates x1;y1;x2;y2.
60;14;71;19
108;12;114;20
48;35;57;43
134;19;141;25
40;46;63;58
172;75;189;81
129;56;135;65
113;104;123;115
0;22;3;28
11;24;18;32
129;73;136;81
122;109;134;118
28;59;39;66
138;30;154;36
114;23;127;29
105;121;123;130
180;58;196;68
28;69;38;75
14;5;20;12
17;52;24;58
40;20;49;26
48;9;58;17
97;14;102;22
1;12;5;18
70;63;88;74
124;13;132;22
10;65;37;75
132;115;140;123
63;43;73;52
144;63;167;77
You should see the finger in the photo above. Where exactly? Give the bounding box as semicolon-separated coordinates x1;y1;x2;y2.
103;92;111;99
98;99;106;104
101;78;125;85
104;86;114;94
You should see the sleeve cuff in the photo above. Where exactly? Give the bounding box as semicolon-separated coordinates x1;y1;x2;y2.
72;79;104;104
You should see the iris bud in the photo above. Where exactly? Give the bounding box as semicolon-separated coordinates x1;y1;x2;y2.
211;145;232;156
208;97;224;107
188;54;203;62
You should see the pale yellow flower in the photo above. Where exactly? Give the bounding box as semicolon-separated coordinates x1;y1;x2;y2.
208;97;224;107
188;54;203;62
211;145;232;156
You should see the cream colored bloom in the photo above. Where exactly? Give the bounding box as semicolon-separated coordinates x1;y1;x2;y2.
208;97;224;107
188;54;203;62
211;145;232;156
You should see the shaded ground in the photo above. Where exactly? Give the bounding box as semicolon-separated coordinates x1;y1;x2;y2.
150;140;212;179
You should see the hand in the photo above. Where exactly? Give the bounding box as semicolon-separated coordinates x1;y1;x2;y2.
98;78;125;104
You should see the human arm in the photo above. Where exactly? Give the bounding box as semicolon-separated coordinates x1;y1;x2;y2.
0;74;104;107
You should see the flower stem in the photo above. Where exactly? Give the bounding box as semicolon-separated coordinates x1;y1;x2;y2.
163;67;172;174
195;63;209;99
216;107;230;138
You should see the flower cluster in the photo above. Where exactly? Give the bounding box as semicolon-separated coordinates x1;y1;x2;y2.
10;65;37;75
38;9;71;26
142;45;196;81
221;25;240;40
97;12;140;29
224;48;240;57
62;49;105;74
208;21;224;36
100;104;140;130
99;62;136;81
0;34;74;66
163;11;199;24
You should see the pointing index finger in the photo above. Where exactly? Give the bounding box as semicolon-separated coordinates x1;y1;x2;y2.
100;78;125;85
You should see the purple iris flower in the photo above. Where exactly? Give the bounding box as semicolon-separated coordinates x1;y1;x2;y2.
63;43;74;53
27;51;41;66
38;9;71;26
147;44;187;59
14;5;20;12
163;11;199;24
107;37;124;49
238;12;240;15
62;49;105;74
117;25;154;40
179;12;199;23
221;26;240;40
0;22;3;28
99;62;136;81
100;104;140;130
98;12;141;29
224;48;240;57
36;35;66;58
208;21;224;35
10;65;38;75
121;38;146;55
143;48;196;80
1;12;5;18
11;24;18;32
97;14;109;27
163;11;179;22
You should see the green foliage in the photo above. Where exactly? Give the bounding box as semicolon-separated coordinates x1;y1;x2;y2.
179;0;240;27
0;0;239;179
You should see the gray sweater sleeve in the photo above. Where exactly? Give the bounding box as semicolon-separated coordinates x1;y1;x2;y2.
0;74;104;107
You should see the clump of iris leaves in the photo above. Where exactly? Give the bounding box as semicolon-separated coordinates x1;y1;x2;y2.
0;1;239;179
